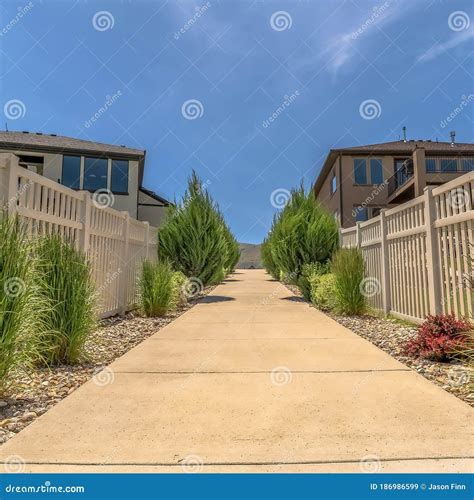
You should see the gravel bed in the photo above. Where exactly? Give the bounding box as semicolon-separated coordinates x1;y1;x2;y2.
286;284;473;407
0;287;215;445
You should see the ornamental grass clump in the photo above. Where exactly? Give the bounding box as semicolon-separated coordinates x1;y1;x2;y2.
405;314;472;362
139;260;175;317
36;235;96;365
158;171;239;286
0;214;39;393
260;186;338;290
330;248;366;315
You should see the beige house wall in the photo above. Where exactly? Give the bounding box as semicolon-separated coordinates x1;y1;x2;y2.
137;190;168;228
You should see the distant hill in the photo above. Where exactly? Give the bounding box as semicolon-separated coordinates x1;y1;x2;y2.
237;243;262;269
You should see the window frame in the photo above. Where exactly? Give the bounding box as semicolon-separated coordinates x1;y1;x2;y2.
353;158;368;185
111;159;130;195
83;156;109;192
61;154;82;190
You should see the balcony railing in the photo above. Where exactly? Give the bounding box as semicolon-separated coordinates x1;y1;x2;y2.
387;159;414;196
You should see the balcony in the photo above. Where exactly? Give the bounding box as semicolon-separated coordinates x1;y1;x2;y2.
387;159;415;203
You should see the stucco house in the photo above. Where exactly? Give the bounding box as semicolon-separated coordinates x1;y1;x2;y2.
0;131;171;227
313;133;474;227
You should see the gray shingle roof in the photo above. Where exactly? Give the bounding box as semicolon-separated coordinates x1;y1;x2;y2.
0;131;144;157
338;140;474;154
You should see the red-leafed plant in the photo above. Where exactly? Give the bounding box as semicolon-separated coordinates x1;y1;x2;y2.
405;314;472;362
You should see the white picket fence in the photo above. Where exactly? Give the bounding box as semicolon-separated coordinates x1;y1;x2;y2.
0;155;158;318
341;171;474;323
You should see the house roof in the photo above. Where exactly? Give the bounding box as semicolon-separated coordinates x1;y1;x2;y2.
313;140;474;196
0;131;145;158
139;187;173;206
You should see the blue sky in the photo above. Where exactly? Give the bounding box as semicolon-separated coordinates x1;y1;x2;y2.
1;0;473;243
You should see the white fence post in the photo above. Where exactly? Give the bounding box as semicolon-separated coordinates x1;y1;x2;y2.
355;222;361;248
79;191;91;253
119;212;130;314
424;186;442;315
6;160;18;214
379;210;391;314
144;221;150;260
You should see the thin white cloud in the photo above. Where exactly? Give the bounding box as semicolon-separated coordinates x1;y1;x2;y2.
417;28;474;63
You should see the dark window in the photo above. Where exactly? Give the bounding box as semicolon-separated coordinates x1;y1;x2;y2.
440;159;458;172
462;158;474;171
370;159;383;184
62;155;81;189
18;155;44;175
426;159;437;172
330;171;337;194
355;207;368;222
354;159;367;185
111;160;129;193
371;207;382;218
83;157;108;191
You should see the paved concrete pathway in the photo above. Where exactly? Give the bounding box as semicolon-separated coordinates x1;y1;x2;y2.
1;270;473;472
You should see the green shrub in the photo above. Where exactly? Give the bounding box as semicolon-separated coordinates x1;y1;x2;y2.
139;260;175;317
171;271;188;308
0;214;39;393
36;235;96;365
331;248;366;315
261;239;279;279
158;172;239;286
297;262;330;300
261;186;338;283
310;273;337;310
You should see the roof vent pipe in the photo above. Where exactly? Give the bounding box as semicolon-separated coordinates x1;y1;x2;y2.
402;126;407;142
450;130;456;146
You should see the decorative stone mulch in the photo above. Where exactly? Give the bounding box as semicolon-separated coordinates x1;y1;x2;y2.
285;284;473;408
0;288;215;445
